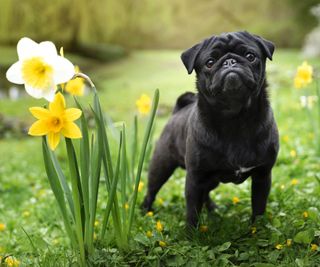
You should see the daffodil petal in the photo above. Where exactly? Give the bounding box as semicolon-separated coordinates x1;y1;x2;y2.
29;107;51;120
51;56;75;84
28;120;49;136
39;41;57;58
62;122;82;138
6;61;24;84
42;87;56;102
49;92;65;115
25;84;46;99
17;37;40;60
48;132;60;150
64;108;82;121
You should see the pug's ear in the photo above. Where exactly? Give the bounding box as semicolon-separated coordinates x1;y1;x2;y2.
253;35;275;61
181;42;204;74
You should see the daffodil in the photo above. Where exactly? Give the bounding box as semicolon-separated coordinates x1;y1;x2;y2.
28;92;82;150
6;37;75;101
136;94;151;115
294;61;313;89
64;66;85;96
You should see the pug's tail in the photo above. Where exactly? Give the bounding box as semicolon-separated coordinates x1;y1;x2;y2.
172;92;196;114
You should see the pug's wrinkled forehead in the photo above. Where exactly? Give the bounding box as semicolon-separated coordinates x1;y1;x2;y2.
181;31;274;74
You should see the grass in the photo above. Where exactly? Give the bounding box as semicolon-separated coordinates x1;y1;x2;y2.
0;49;320;266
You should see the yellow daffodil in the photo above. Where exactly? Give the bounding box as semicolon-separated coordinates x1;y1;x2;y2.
286;239;292;246
294;61;313;89
159;241;166;247
156;220;163;232
6;37;74;101
136;94;151;115
291;179;298;185
303;211;309;218
275;244;283;250
146;211;154;217
199;225;208;233
138;181;144;192
0;223;6;231
232;197;240;204
4;256;20;267
28;92;82;150
64;66;85;96
146;231;153;238
311;244;318;251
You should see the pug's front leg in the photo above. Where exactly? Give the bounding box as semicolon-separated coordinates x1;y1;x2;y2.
185;171;205;228
251;169;272;221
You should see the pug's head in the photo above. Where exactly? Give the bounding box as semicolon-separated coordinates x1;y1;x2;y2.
181;31;274;114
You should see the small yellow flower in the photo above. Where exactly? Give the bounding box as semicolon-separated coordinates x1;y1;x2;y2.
146;211;154;217
311;243;318;251
303;211;309;218
282;135;289;143
124;203;129;210
138;181;144;192
94;220;99;227
275;244;283;250
0;223;6;231
290;150;297;158
199;225;208;233
156;220;163;232
286;239;292;246
22;211;30;217
294;61;313;89
232;197;240;204
251;227;257;234
291;179;299;185
280;184;285;190
146;231;153;238
4;256;20;267
157;198;164;206
28;92;82;150
64;77;85;96
136;94;151;115
159;240;166;247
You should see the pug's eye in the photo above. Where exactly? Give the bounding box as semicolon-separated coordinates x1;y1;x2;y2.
246;53;256;62
205;59;215;68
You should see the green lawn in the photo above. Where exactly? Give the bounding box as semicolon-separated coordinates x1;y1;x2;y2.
0;49;320;266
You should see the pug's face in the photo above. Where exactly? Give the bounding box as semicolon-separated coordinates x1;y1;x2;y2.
181;31;274;113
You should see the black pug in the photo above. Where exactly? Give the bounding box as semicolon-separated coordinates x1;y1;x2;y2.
142;31;279;227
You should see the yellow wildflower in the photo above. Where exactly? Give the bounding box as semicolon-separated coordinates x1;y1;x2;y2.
303;211;309;218
124;203;129;210
275;244;283;250
4;256;20;267
146;211;154;217
64;66;85;96
290;150;297;158
291;179;299;185
0;223;6;231
138;181;144;192
282;135;289;143
22;211;30;217
280;184;285;190
294;61;313;89
199;225;208;233
136;94;151;115
232;197;240;204
286;239;292;246
94;220;99;227
157;197;164;206
28;92;82;150
159;241;166;247
251;227;257;234
146;231;153;238
311;244;318;251
156;220;163;232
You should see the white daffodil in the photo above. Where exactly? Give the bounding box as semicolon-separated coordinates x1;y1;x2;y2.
6;37;75;102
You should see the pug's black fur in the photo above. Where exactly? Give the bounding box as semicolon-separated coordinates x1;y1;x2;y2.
142;31;279;227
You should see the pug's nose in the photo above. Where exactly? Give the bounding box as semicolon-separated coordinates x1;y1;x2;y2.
223;58;237;68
